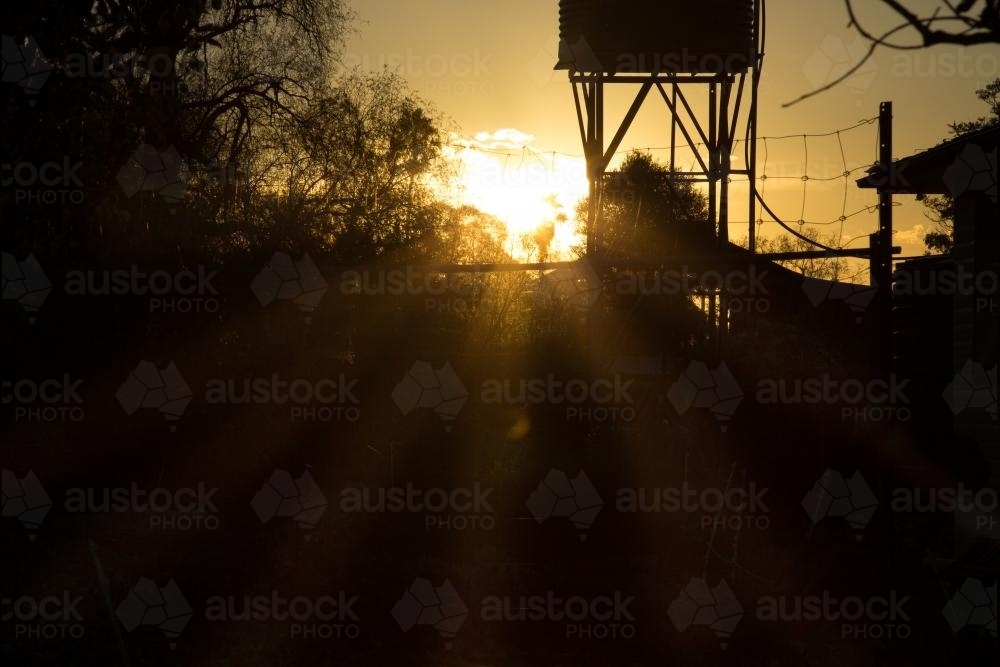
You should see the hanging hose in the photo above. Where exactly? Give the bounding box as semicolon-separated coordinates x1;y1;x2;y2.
745;0;860;257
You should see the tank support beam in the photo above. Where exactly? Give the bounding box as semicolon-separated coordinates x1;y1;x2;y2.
573;71;756;256
565;0;764;342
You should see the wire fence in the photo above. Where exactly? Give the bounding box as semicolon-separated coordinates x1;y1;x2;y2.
445;116;890;266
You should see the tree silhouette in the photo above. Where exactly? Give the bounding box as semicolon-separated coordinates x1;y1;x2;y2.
752;231;848;280
576;152;713;362
582;151;713;267
3;1;350;261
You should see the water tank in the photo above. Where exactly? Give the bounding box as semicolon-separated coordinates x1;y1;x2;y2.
557;0;756;74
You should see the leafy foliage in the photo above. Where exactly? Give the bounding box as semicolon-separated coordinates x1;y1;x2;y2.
581;151;714;266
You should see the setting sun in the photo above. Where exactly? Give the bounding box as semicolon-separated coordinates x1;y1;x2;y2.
439;129;589;261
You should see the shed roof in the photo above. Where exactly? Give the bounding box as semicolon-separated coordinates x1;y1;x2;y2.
857;125;998;196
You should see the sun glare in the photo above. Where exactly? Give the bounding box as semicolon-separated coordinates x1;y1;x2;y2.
439;130;589;262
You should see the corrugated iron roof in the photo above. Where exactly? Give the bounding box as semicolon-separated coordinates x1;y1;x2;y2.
857;125;998;195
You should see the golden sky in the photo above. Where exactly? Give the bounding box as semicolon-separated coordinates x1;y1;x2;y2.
343;0;998;263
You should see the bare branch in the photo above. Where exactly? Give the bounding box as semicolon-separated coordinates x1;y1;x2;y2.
786;1;999;105
783;19;915;107
847;0;999;48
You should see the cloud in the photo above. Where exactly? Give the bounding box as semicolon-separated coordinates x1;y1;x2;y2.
893;222;929;247
466;129;536;151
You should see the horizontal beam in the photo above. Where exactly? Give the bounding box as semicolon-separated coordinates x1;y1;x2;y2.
759;247;901;261
568;74;746;84
402;262;577;273
397;249;902;273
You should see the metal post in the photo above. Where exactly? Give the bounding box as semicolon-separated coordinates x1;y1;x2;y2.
708;83;719;343
671;83;678;170
708;83;718;241
876;102;893;289
874;101;894;371
748;74;759;252
583;78;599;258
719;78;732;246
748;0;762;252
595;78;605;259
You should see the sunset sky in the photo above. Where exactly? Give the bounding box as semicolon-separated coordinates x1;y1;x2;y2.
343;0;998;263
